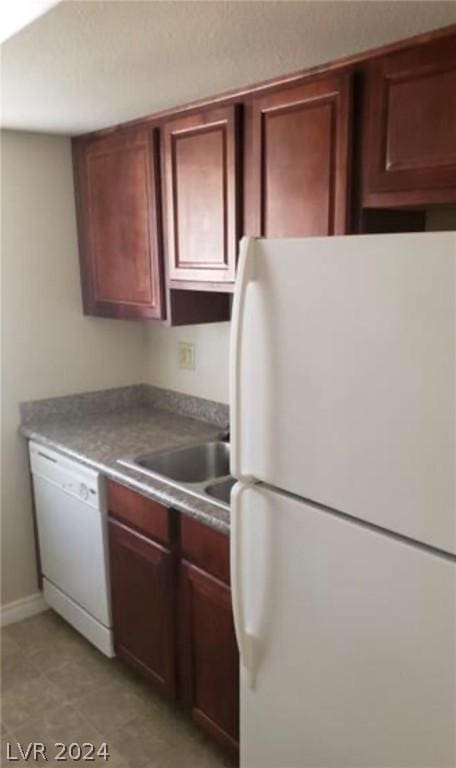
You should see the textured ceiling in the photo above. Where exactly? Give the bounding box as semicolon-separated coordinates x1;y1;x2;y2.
2;0;456;135
0;0;61;43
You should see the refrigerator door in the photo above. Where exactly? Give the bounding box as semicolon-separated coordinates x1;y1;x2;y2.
232;482;456;768
231;233;456;554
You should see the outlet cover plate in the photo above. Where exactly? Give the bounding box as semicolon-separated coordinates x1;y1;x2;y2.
178;342;195;370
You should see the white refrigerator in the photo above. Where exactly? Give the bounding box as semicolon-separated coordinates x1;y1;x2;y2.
229;232;456;768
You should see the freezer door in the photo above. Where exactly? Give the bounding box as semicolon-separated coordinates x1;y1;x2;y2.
232;483;456;768
231;233;456;554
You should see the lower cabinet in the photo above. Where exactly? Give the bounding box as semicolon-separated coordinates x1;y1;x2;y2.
108;519;176;697
107;480;239;757
179;560;240;754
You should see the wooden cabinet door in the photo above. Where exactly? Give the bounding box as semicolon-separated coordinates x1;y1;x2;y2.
179;561;239;754
108;518;175;697
163;105;240;287
73;127;164;319
363;34;456;207
246;73;352;237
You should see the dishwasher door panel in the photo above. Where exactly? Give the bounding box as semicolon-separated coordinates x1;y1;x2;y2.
33;475;111;626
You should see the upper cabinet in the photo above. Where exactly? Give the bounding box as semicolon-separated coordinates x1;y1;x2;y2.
245;73;352;237
162;105;241;288
72;26;456;323
363;34;456;208
73;127;165;319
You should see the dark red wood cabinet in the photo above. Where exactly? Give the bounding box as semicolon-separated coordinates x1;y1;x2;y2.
363;34;456;208
107;480;176;695
162;105;240;288
72;127;165;319
179;561;239;754
245;73;352;237
107;478;171;544
179;515;239;754
107;481;239;755
108;518;176;696
72;26;456;321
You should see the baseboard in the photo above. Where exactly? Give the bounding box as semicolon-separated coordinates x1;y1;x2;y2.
0;591;47;627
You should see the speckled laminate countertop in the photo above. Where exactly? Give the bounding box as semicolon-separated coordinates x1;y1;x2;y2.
20;402;231;533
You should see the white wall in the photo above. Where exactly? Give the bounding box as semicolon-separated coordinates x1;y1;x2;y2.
1;129;230;608
145;322;230;405
1;130;147;605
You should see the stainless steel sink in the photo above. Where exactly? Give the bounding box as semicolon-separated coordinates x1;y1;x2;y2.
119;441;233;510
204;477;236;505
134;441;230;483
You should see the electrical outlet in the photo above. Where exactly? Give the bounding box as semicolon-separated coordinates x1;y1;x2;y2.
178;342;196;370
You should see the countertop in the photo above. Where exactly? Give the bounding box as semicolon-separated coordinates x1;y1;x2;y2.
20;404;231;533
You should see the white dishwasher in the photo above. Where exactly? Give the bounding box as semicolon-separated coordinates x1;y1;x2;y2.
30;441;114;657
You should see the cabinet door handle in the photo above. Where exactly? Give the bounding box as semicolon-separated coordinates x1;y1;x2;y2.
230;236;256;482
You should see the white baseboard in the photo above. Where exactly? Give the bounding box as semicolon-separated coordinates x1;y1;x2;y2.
0;591;48;627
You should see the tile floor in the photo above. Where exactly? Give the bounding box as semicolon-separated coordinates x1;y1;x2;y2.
1;611;236;767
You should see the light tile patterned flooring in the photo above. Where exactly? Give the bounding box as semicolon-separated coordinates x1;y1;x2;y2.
1;611;236;767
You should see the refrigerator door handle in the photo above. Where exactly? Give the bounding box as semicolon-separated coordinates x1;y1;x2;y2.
230;236;256;482
231;480;258;689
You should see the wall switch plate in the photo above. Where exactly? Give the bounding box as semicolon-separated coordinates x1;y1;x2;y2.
178;341;196;370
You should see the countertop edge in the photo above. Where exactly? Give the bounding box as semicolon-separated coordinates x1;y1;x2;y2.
21;426;231;536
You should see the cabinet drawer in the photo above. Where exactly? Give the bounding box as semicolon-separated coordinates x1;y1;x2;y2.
180;515;230;584
107;480;171;544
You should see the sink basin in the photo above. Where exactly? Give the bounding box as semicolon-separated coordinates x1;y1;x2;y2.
119;441;233;510
135;441;230;483
204;477;236;505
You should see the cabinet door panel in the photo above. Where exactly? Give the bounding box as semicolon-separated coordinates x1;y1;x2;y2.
248;74;352;237
179;561;239;754
174;128;225;267
108;519;175;696
73;128;164;319
163;105;240;285
363;34;456;207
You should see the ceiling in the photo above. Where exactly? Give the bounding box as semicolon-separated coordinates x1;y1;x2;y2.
0;0;61;44
2;0;456;136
